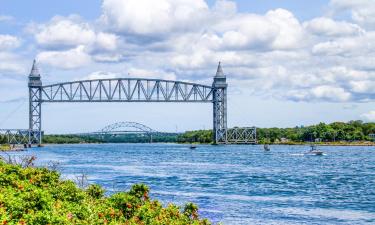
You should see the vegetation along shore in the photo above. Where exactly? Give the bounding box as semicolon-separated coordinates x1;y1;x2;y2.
1;120;374;146
0;157;210;224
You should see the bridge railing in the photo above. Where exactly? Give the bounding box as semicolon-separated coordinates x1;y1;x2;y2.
41;79;213;103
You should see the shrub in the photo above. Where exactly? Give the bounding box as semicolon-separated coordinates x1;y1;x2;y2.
0;160;211;224
86;184;105;199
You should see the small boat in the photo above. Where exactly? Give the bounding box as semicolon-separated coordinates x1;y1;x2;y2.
190;144;197;149
305;145;323;156
263;144;270;151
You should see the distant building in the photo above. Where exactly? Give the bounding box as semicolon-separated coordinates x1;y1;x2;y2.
280;138;289;143
315;138;322;142
369;134;375;141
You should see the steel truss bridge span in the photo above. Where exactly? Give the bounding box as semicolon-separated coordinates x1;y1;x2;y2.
0;129;40;145
41;78;213;103
23;60;256;145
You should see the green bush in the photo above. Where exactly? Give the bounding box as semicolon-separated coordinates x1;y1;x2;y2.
0;160;211;224
86;184;105;199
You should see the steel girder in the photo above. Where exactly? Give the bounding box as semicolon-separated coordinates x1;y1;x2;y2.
41;79;213;103
213;88;227;144
0;129;40;144
29;88;42;144
227;127;257;144
212;62;228;144
28;60;42;144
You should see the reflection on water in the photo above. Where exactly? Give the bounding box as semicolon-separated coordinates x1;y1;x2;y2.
2;144;375;224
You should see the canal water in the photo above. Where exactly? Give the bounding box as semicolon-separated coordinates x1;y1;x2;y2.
2;144;375;224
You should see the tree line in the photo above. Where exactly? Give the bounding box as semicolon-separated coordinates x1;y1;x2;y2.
1;120;374;144
177;120;375;144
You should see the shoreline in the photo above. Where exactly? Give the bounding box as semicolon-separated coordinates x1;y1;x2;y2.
29;142;375;147
0;144;26;152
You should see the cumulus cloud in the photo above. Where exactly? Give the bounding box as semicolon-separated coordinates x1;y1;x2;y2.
330;0;375;28
361;111;375;122
80;68;176;81
0;35;21;50
304;17;364;36
0;53;26;75
80;71;120;80
100;0;209;36
127;68;176;80
29;15;122;64
36;45;92;69
21;0;375;103
31;16;121;51
0;34;24;76
31;16;96;49
312;31;375;56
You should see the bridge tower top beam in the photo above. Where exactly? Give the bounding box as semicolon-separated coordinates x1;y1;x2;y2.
213;62;227;89
28;59;42;87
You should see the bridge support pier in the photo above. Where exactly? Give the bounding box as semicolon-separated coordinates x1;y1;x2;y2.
212;62;228;144
28;60;43;145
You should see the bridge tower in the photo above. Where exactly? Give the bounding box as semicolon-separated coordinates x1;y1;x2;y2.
212;62;228;144
28;60;42;145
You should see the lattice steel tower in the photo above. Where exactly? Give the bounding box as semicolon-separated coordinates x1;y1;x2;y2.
28;60;42;144
212;62;228;144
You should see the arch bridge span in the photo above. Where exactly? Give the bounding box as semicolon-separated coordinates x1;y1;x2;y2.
75;122;177;143
100;121;158;134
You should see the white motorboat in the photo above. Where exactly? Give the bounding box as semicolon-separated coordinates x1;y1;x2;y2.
305;145;324;156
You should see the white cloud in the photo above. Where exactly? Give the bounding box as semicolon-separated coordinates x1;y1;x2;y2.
127;68;176;80
21;0;375;104
304;17;364;36
330;0;375;28
81;71;119;80
94;32;119;51
311;85;351;101
80;68;176;81
37;45;92;69
361;111;375;121
32;15;96;49
0;53;26;75
31;15;121;52
266;9;305;49
0;35;21;50
100;0;209;35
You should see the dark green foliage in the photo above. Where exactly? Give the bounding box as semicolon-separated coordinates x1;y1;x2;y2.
257;120;375;143
0;135;7;144
177;130;213;144
42;134;178;144
86;184;105;199
176;120;375;144
42;135;101;144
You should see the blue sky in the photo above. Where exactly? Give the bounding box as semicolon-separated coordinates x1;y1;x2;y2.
0;0;374;133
